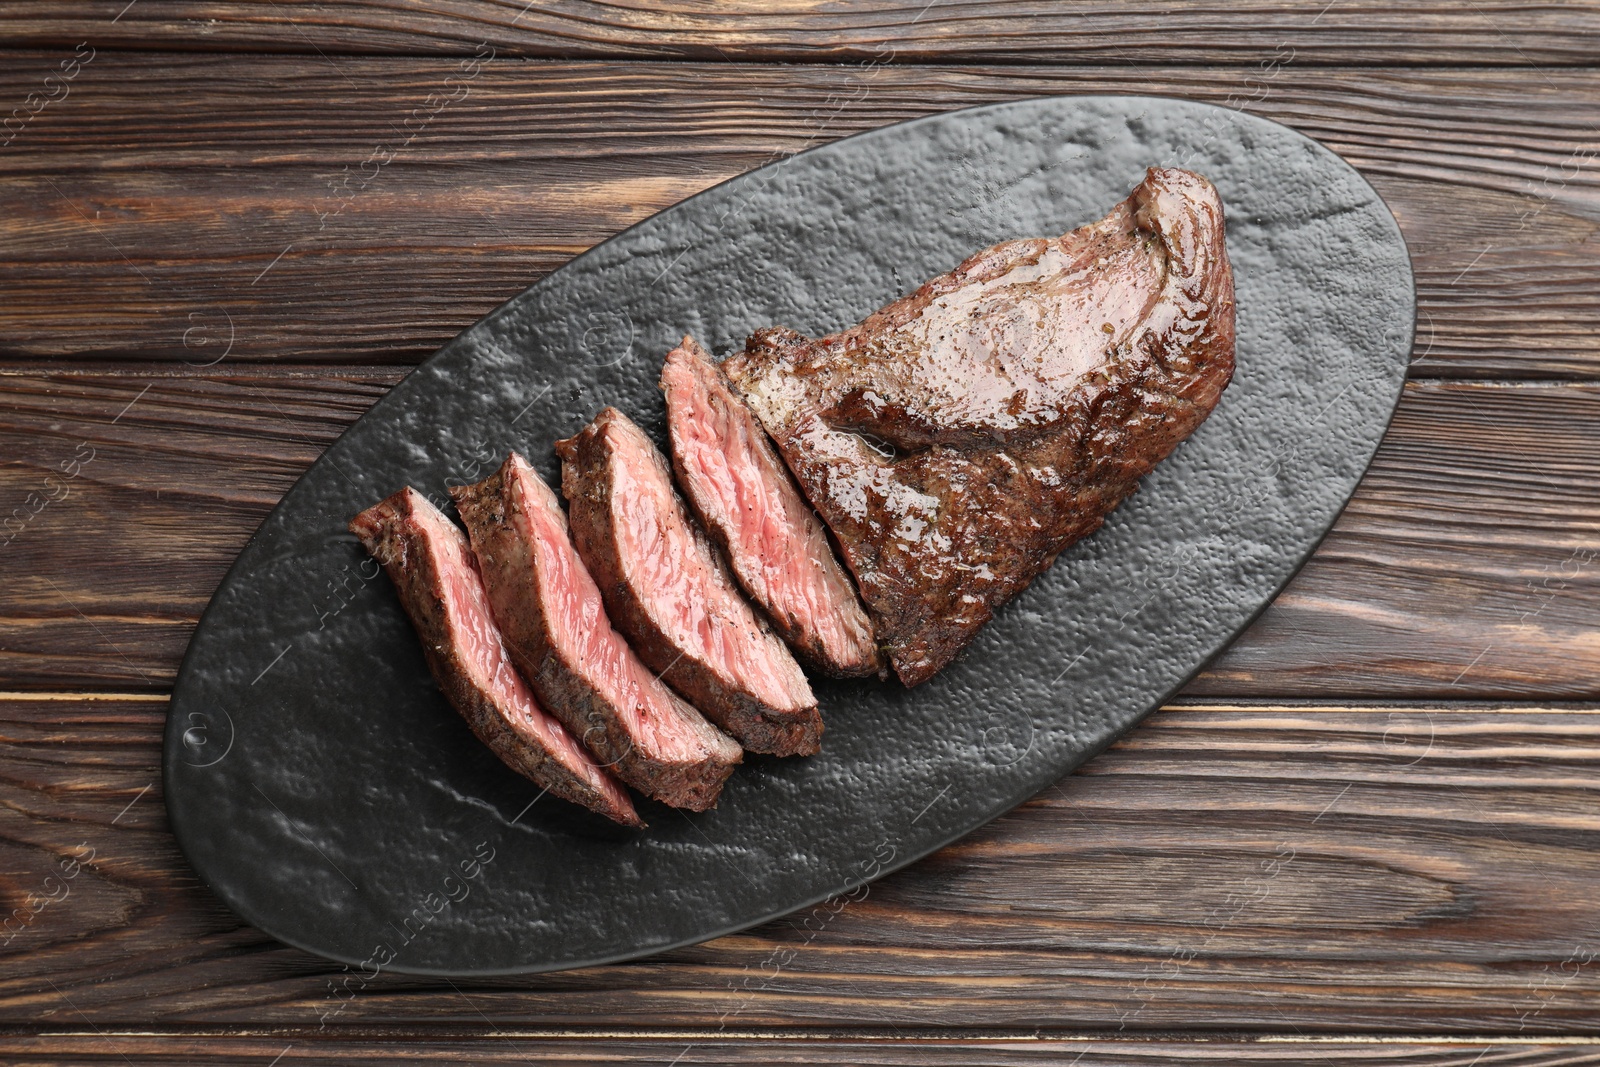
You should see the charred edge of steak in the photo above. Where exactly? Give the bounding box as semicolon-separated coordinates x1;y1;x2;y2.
660;336;883;680
724;167;1236;687
450;452;741;811
349;487;641;827
557;406;822;757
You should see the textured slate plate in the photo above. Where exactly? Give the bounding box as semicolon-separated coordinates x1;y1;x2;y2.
165;95;1413;976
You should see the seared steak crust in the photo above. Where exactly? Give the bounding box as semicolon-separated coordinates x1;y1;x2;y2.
723;168;1236;685
451;453;741;811
349;487;641;827
558;408;821;756
661;336;881;678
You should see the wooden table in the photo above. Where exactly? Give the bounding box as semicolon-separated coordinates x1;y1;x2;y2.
3;4;1599;1063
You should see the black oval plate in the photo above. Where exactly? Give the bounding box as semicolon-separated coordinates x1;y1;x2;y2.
165;95;1412;976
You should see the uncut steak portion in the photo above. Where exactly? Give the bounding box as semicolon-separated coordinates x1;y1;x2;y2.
452;453;741;811
558;407;822;757
349;487;640;827
661;336;881;679
723;167;1236;686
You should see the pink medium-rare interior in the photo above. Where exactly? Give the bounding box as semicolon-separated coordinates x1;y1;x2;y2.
502;454;715;764
407;495;631;811
600;414;808;711
663;345;874;666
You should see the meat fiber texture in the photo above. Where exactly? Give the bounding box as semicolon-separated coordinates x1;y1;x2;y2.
723;167;1237;686
349;487;640;827
558;407;822;757
661;336;881;679
451;452;741;811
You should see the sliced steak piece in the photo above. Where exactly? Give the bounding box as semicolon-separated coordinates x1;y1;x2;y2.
660;336;881;679
349;487;640;827
723;167;1236;686
557;407;822;757
451;452;741;811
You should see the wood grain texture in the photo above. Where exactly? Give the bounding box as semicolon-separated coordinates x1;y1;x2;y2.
3;1034;1600;1066
1196;380;1600;698
5;695;1600;1032
0;366;398;689
2;370;1596;698
2;1;1598;64
1;56;1597;376
3;10;1598;1056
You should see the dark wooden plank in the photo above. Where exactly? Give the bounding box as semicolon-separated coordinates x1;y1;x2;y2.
1;369;1596;698
1;1033;1598;1066
5;695;1600;1031
1196;379;1600;698
2;1;1597;64
0;366;398;690
1;56;1596;377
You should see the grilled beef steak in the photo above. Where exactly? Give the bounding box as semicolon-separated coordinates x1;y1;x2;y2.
723;167;1236;686
661;336;881;679
451;453;741;811
558;407;822;757
349;487;641;827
